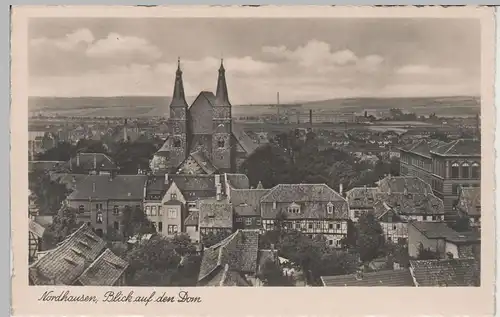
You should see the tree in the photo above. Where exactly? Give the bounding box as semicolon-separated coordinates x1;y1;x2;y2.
110;140;158;174
257;259;295;286
340;219;357;249
42;206;79;249
121;205;155;240
35;141;75;161
202;230;231;248
29;170;71;215
450;215;472;232
356;213;385;263
75;139;108;154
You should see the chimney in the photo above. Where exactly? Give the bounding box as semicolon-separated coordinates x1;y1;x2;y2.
309;110;313;126
339;183;343;196
92;182;96;193
215;174;222;200
404;187;408;196
143;182;147;199
164;174;169;184
77;153;80;167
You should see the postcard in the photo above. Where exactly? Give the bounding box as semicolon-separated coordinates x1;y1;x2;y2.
11;5;496;316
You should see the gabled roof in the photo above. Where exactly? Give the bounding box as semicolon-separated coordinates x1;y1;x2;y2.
261;184;344;203
204;264;251;286
190;151;218;174
399;139;447;158
230;189;270;216
457;186;481;216
374;191;444;216
184;210;199;226
189;91;216;109
321;269;415;287
169;174;216;200
410;221;462;239
198;198;233;228
198;229;260;284
377;176;432;195
232;123;259;154
66;153;117;171
29;224;107;285
346;187;377;208
410;258;480;286
225;173;250;190
77;249;129;286
430;139;481;157
67;175;147;200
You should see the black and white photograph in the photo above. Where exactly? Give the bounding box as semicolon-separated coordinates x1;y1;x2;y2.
24;11;487;289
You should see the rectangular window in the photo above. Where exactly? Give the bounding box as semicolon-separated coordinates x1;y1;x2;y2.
151;206;157;216
336;223;341;229
158;207;163;216
78;205;85;213
113;205;119;215
113;221;119;230
167;225;178;234
168;209;177;219
96;203;103;210
158;222;163;232
236;217;243;223
256;218;262;226
245;218;252;226
452;184;459;195
96;212;103;224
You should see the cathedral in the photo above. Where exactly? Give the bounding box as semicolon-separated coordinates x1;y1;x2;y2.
149;59;258;175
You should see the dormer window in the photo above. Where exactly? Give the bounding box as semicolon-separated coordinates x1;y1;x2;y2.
288;202;300;214
327;202;335;214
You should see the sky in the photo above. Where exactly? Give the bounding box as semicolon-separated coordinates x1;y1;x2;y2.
29;18;481;104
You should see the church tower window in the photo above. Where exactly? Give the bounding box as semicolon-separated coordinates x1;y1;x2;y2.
173;138;181;148
218;139;225;148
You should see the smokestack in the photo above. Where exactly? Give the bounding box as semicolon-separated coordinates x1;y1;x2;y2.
339;183;343;196
309;110;313;126
277;92;280;105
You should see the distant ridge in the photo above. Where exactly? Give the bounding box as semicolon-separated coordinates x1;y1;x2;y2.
29;95;480;118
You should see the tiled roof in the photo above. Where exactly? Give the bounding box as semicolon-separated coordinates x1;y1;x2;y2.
230;189;270;216
399;139;447;158
66;153;117;171
410;258;480;286
50;173;88;190
411;221;479;244
198;229;260;284
321;269;415;287
190;151;218;175
170;175;215;191
373;191;444;216
225;173;250;190
29;219;45;238
346;187;377;208
430;139;481;157
198;199;233;228
29;224;106;285
261;184;344;202
184;210;199;226
204;264;251;286
377;176;432;194
77;249;129;286
232;123;259;154
410;221;460;239
67;175;147;200
457;187;481;216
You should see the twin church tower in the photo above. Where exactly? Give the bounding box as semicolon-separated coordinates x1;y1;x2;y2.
151;58;237;175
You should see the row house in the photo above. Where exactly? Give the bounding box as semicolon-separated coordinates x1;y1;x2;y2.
456;186;481;229
29;224;128;286
260;184;349;248
66;174;147;237
347;176;445;244
400;138;481;216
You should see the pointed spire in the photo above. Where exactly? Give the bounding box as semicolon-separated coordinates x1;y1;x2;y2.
215;58;230;106
170;57;187;108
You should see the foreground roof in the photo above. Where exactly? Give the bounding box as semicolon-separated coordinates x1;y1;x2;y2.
410;258;480;286
230;188;270;216
29;224;107;285
430;139;481;157
77;249;129;286
321;269;415;287
198;229;260;284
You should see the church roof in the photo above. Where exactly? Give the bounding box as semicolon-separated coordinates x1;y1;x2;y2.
190;151;218;174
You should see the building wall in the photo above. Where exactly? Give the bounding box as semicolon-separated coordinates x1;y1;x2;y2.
408;224;445;258
234;215;262;229
381;222;408;244
185;225;200;243
445;242;459;258
162;204;183;236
